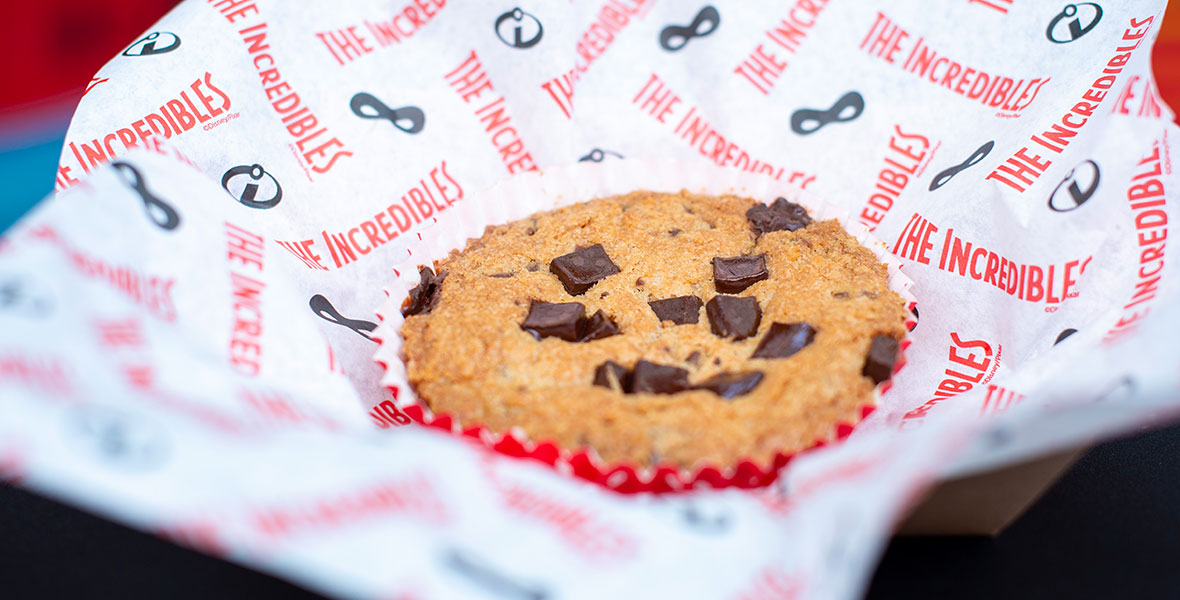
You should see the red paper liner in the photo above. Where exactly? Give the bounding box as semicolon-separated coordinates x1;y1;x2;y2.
372;159;917;494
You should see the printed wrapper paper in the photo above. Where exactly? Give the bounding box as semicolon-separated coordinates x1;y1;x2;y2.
2;0;1179;598
373;158;919;493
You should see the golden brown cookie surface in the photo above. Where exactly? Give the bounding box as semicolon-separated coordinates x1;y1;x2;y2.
400;191;907;469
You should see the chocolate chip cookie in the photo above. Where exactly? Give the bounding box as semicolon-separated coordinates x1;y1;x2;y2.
399;191;907;470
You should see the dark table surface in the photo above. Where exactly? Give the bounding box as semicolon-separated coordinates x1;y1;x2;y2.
2;423;1178;599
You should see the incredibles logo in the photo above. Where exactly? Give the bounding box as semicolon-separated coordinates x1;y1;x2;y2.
679;502;733;534
66;406;170;470
310;294;377;341
1054;328;1078;345
790;91;864;136
659;6;720;52
0;274;52;317
929;141;994;191
1096;375;1135;402
221;164;282;210
1048;159;1100;212
110;161;181;231
985;425;1013;448
122;31;181;56
578;148;624;162
350;92;425;134
442;549;550;600
495;8;544;49
1046;3;1103;44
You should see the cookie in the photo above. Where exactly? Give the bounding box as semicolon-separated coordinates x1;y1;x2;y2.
399;191;907;470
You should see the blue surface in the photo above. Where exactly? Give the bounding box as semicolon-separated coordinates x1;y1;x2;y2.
0;134;66;234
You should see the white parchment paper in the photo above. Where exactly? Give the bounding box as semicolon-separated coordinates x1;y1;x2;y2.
2;1;1178;598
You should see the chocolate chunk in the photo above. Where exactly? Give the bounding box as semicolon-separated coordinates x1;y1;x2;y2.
635;277;645;287
746;197;813;235
402;267;447;316
695;371;764;399
648;295;702;325
526;262;540;272
578;310;620;342
631;360;690;394
593;361;631;392
686;351;702;366
521;301;585;341
713;255;768;293
549;244;620;295
832;291;850;299
706;296;762;340
862;334;899;384
752;322;817;359
488;272;514;278
669;228;682;237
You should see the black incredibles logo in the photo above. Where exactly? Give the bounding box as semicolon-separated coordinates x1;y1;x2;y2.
659;6;720;52
442;550;549;600
66;406;170;470
221;164;282;210
122;32;182;56
310;294;377;341
350;92;425;134
1048;159;1100;212
679;503;733;534
1096;375;1135;403
985;426;1013;448
1054;328;1078;345
495;8;544;49
1047;3;1103;43
110;161;181;231
789;91;864;136
0;275;52;317
578;148;624;162
928;141;994;191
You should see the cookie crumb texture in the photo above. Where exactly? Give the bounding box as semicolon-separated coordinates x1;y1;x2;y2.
400;191;907;470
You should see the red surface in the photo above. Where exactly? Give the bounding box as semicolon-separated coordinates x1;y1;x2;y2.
0;0;179;111
0;1;1176;117
1154;3;1180;118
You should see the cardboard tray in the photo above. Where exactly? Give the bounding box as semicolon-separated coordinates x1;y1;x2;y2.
896;447;1086;536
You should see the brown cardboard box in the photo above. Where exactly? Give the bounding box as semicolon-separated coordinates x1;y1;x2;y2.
895;448;1085;536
